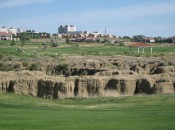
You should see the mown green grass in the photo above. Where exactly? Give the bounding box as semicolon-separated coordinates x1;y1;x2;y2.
0;93;175;130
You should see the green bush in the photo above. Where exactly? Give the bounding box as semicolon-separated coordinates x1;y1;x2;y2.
13;64;21;69
64;70;71;77
51;43;58;47
135;54;141;57
55;64;69;75
159;53;165;56
11;40;16;46
29;63;41;71
22;62;28;67
81;70;88;76
119;42;125;46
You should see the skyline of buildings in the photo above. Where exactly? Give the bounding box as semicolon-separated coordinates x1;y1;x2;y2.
1;25;175;43
1;25;174;38
0;26;26;36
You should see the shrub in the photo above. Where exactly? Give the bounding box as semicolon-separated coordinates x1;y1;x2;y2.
29;63;41;71
13;64;21;69
119;42;125;46
22;62;28;67
65;70;71;77
11;40;16;46
135;54;141;57
159;53;165;56
51;43;58;47
81;70;88;76
66;38;69;43
55;64;69;75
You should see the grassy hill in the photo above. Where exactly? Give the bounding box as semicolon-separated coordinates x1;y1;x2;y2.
0;93;175;130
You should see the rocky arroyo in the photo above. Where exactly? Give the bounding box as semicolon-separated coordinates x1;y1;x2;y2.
0;70;175;99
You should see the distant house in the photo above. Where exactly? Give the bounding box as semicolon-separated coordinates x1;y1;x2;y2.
0;26;18;36
90;32;101;38
133;36;155;43
0;32;13;41
39;32;50;38
167;36;175;43
143;37;155;43
173;39;175;44
75;37;96;42
9;27;17;36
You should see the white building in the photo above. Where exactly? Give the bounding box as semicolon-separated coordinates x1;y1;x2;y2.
9;27;17;35
91;32;101;38
58;25;77;34
83;31;101;38
17;28;26;33
0;27;27;36
0;26;9;33
0;32;13;41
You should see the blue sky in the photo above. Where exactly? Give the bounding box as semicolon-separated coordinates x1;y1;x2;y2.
0;0;175;37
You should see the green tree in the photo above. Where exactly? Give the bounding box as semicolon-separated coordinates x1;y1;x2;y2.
20;32;30;45
66;38;69;43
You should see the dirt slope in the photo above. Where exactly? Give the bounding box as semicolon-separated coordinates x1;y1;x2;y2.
0;69;175;98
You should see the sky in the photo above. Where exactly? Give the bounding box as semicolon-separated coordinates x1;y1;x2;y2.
0;0;175;37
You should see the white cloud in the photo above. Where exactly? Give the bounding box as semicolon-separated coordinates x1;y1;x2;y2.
0;0;54;8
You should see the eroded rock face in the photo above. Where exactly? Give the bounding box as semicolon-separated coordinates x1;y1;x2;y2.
151;66;175;74
153;82;174;94
135;78;155;94
0;70;175;99
37;80;55;99
37;78;75;99
104;78;136;96
0;78;38;96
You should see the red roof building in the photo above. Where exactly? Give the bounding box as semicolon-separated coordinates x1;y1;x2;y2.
0;32;13;40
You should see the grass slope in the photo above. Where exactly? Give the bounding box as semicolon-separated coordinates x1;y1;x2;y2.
0;93;175;130
0;41;175;58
